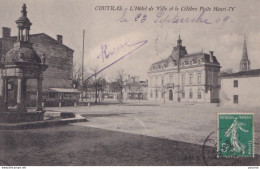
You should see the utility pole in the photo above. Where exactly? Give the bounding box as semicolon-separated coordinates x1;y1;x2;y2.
81;30;85;103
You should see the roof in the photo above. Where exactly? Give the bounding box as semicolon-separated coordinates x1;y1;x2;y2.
220;69;260;78
2;45;41;64
0;33;74;51
49;88;80;93
151;58;169;65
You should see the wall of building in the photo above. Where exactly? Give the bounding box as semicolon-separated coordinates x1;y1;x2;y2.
0;34;74;91
220;76;260;107
147;64;219;103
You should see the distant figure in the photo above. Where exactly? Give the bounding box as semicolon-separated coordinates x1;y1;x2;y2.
224;117;248;154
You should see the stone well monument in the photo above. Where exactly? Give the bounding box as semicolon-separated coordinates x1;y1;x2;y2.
0;4;48;123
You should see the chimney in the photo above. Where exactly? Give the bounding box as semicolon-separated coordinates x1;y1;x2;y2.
2;27;11;38
57;35;63;44
209;51;214;62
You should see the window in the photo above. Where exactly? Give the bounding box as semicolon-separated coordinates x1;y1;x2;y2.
198;73;202;84
198;60;201;64
233;95;238;104
189;89;193;99
189;74;193;84
169;75;173;83
182;91;185;98
8;84;12;90
234;80;238;87
182;75;185;84
161;77;164;86
198;89;201;99
155;89;158;98
161;91;164;98
155;77;158;86
150;90;153;98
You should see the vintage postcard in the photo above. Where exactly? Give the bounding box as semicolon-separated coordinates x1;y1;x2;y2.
0;0;259;167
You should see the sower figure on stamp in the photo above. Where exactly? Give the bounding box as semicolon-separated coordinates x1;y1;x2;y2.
224;117;249;154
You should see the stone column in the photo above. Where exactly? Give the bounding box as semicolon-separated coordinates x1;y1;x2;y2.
4;78;8;110
27;29;30;42
0;77;4;97
36;78;43;111
21;29;23;41
17;77;27;113
17;29;20;41
0;77;6;112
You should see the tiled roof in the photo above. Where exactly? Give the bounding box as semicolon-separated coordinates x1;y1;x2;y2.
220;69;260;78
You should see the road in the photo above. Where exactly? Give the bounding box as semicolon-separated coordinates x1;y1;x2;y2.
0;100;259;166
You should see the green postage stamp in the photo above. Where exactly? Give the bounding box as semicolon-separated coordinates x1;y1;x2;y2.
217;113;254;158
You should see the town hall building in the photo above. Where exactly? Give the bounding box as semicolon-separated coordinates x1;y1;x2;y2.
147;36;221;103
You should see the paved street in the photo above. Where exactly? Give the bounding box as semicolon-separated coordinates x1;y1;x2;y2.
47;100;260;155
0;100;259;165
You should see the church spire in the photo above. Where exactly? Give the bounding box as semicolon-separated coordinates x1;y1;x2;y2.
240;35;250;71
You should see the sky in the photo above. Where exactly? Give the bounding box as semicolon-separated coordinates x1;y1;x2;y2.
0;0;259;81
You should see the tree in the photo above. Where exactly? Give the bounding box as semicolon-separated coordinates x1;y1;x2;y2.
72;62;82;89
220;68;233;75
114;69;125;105
88;67;106;104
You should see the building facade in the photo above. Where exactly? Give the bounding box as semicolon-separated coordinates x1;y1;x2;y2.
220;70;260;107
0;5;79;107
220;37;260;107
123;75;148;100
148;36;221;103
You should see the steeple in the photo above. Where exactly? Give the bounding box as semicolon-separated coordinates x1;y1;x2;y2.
240;35;250;71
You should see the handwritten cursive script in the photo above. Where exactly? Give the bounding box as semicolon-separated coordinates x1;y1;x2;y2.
87;38;148;80
154;10;212;27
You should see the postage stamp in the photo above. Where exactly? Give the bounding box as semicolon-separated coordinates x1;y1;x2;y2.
217;113;254;158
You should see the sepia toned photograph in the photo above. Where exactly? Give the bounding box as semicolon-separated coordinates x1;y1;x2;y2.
0;0;259;166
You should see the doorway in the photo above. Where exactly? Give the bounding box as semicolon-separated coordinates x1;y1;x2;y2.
169;89;173;101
